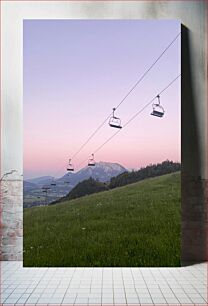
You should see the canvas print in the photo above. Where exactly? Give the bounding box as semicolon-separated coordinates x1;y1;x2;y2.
23;20;181;267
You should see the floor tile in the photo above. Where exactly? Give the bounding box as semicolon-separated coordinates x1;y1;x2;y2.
0;262;207;306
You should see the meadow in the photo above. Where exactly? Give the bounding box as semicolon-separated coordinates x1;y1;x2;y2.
24;172;181;267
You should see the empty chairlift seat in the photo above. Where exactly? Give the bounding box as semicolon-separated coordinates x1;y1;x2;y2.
151;95;165;118
88;154;96;167
109;108;122;129
67;159;74;172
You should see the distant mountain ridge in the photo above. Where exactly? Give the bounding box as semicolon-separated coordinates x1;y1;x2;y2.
65;161;126;185
26;162;126;186
27;176;54;185
24;162;127;207
23;181;38;192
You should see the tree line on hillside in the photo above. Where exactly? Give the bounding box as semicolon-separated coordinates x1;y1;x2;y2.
64;177;107;201
51;177;108;204
51;160;181;204
109;160;181;189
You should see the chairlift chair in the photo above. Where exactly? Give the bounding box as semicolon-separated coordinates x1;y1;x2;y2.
151;95;165;118
67;159;74;172
88;154;96;167
42;186;50;191
51;178;56;186
109;108;122;129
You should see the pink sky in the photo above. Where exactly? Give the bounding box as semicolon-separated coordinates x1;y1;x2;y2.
24;20;181;179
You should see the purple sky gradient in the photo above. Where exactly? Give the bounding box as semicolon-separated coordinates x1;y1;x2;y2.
24;20;181;179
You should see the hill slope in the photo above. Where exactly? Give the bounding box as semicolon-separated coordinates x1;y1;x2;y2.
24;172;181;267
54;177;108;203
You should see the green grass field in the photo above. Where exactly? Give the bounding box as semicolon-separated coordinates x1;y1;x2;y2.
24;172;181;267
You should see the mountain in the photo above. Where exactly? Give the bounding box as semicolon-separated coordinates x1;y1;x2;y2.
23;181;38;192
50;161;126;187
26;162;126;186
27;176;54;186
66;161;126;185
24;162;126;207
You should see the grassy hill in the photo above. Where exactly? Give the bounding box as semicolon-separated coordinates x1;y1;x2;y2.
24;172;181;267
52;177;108;204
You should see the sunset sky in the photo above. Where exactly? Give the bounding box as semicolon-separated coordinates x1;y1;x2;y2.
24;20;181;179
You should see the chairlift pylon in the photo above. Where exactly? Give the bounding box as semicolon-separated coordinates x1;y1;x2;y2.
67;159;74;172
109;108;122;129
88;154;96;167
151;95;165;118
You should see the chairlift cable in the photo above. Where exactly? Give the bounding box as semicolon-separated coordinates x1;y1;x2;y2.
124;74;181;127
114;32;181;111
27;74;181;201
41;32;181;182
77;74;181;169
27;73;180;201
71;114;112;160
50;116;112;178
27;35;181;201
69;32;181;162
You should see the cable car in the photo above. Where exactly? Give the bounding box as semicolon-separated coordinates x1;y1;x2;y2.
151;95;165;118
109;108;122;129
88;154;96;167
67;159;74;172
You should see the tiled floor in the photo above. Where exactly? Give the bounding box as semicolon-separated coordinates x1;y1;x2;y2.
0;261;207;305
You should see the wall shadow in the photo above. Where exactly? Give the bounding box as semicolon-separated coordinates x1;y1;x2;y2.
181;24;207;266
